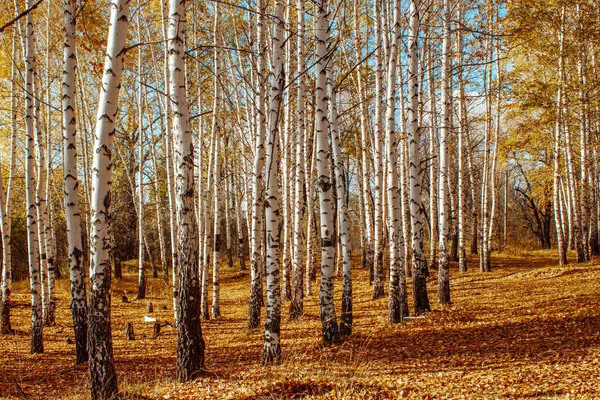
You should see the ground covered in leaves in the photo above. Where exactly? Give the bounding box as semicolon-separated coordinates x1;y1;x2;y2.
1;249;600;399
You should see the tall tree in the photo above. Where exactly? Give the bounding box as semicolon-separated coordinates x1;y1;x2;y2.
315;0;339;342
168;0;206;381
386;0;406;324
437;0;452;305
248;0;268;330
262;0;285;362
88;1;131;397
24;0;44;355
62;0;88;364
407;0;431;314
289;0;306;320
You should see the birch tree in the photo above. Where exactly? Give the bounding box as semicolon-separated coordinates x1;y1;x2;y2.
262;0;285;362
168;0;206;381
386;0;406;323
248;0;268;329
328;73;353;335
407;0;430;314
0;29;17;335
289;0;306;320
316;0;339;342
62;0;88;364
24;0;44;355
437;0;451;305
88;1;130;397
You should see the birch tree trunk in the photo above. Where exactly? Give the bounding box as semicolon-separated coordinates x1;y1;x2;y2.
372;0;385;300
427;37;438;274
211;2;222;319
456;0;468;273
262;0;285;362
23;0;44;355
1;29;18;335
88;1;131;397
407;0;431;314
160;0;179;320
168;0;206;382
316;0;339;342
328;75;353;336
437;0;451;305
33;72;50;327
248;0;268;329
62;0;88;363
553;7;568;266
289;0;306;320
137;7;146;299
354;0;374;273
386;0;406;323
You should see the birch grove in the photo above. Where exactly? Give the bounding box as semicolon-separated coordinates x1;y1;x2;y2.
2;0;600;394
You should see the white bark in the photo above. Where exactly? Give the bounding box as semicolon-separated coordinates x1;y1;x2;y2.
290;0;306;319
248;0;268;329
328;74;353;335
316;0;339;342
263;0;285;362
437;0;451;305
62;0;87;363
386;0;406;323
168;0;205;382
23;0;43;354
88;1;130;397
407;0;430;314
372;0;385;300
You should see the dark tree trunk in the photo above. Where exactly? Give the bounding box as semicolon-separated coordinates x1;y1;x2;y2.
72;300;88;364
113;256;122;280
0;296;12;335
137;270;146;300
413;256;431;314
88;266;118;400
470;212;479;254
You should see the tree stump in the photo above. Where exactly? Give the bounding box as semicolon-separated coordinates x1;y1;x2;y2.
153;322;161;338
121;295;129;303
125;322;135;340
147;302;153;313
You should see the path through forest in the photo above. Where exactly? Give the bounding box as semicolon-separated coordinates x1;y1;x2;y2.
1;251;599;399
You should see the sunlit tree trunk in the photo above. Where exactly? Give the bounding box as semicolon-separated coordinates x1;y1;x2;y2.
1;28;18;335
426;35;438;274
456;0;467;272
211;2;222;319
316;0;339;342
437;0;451;305
386;0;406;323
354;0;374;273
88;1;130;397
160;0;179;320
62;0;88;363
328;74;353;336
262;0;285;362
168;0;206;382
137;5;146;299
577;5;590;262
289;0;306;320
407;0;430;314
22;0;44;355
372;0;385;300
553;8;568;266
305;131;317;296
32;69;50;327
248;0;268;329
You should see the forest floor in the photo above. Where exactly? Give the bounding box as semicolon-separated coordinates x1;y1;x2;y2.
1;249;600;399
